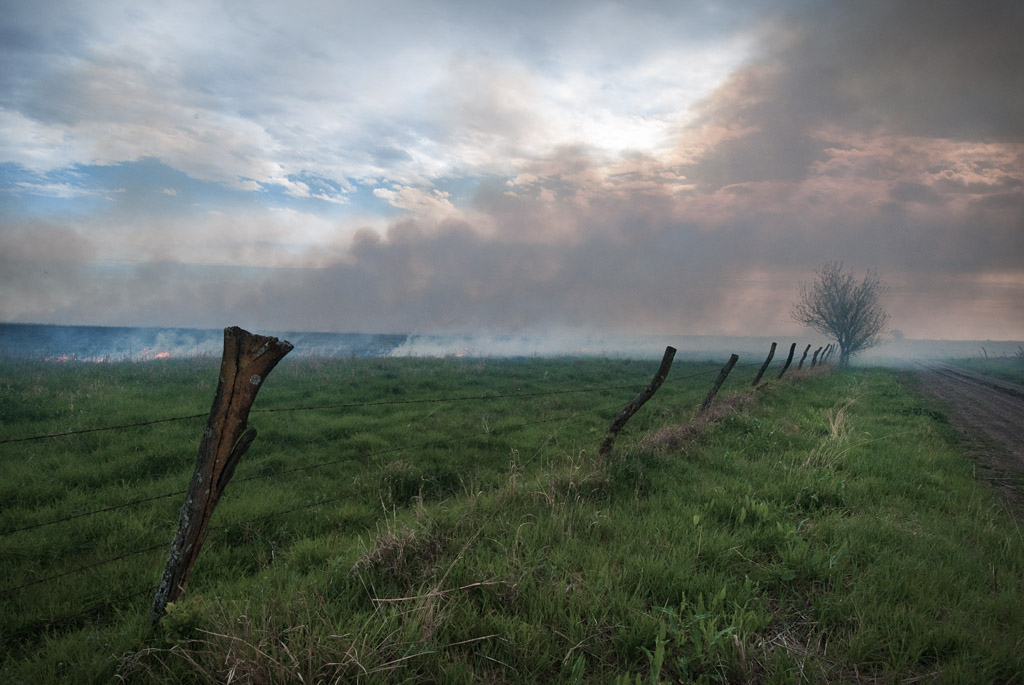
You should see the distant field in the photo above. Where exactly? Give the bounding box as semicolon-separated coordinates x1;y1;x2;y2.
945;355;1024;384
2;355;1022;682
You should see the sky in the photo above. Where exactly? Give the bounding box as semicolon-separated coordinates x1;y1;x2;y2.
1;0;1022;342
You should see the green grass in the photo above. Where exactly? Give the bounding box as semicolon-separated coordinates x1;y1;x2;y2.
1;356;1022;683
945;354;1024;384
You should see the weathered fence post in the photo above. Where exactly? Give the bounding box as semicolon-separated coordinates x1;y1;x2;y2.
701;354;739;412
798;344;812;369
811;346;823;368
777;342;797;379
598;346;675;457
151;327;293;624
751;342;777;386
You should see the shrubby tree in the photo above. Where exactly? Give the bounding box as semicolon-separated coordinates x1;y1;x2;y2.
791;262;889;367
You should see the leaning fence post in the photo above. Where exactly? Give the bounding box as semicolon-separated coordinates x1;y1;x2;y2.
777;342;797;379
151;326;293;624
701;354;739;412
811;346;823;367
798;344;812;369
598;346;675;457
751;342;777;386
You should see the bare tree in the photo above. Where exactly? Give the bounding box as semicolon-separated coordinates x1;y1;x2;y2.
791;262;889;367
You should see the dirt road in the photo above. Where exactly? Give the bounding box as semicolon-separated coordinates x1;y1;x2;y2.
911;361;1024;513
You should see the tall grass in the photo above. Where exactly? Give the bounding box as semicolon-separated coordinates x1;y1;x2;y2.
1;356;1022;682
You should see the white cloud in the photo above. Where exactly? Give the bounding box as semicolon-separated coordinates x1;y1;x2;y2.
373;185;458;219
1;1;753;194
12;180;99;198
0;108;88;172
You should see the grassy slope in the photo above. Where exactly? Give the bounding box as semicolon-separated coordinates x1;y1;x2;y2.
1;358;1022;683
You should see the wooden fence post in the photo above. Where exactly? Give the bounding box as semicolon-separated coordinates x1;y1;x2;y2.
811;346;823;368
701;354;739;412
598;346;675;457
751;342;777;386
777;342;797;379
798;344;812;369
151;327;293;624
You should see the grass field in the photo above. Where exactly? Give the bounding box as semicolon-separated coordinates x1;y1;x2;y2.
946;354;1024;384
1;354;1022;683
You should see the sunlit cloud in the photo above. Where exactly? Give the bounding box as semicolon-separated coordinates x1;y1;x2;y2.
1;0;1021;341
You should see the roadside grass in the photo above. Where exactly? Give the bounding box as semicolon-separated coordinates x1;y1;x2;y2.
945;354;1024;384
2;357;1023;682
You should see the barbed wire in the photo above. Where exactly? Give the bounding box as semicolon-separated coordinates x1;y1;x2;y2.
0;349;827;647
0;351;820;569
0;350;815;446
0;369;675;445
0;406;592;598
2;581;157;648
0;354;814;537
0;541;168;596
0;404;589;537
0;489;189;537
0;413;209;444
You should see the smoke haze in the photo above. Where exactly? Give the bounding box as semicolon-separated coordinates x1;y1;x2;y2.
1;1;1022;344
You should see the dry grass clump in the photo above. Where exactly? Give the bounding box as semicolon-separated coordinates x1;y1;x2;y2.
350;525;423;579
349;509;450;587
643;392;758;452
785;366;832;381
117;596;420;683
802;397;856;469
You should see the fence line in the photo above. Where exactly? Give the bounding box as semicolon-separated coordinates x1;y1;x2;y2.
0;413;209;445
2;360;772;446
2;341;831;639
0;542;170;596
1;409;594;595
0;489;189;537
1;369;723;446
3;582;159;646
1;350;821;538
0;408;592;609
1;402;598;538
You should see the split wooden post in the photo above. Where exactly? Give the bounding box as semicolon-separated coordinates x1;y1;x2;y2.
598;346;675;457
751;342;777;386
701;353;739;412
777;342;797;379
811;346;823;368
797;344;812;369
151;326;293;624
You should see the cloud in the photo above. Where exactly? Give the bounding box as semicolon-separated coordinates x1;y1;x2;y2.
677;1;1024;189
1;0;756;193
0;0;1021;341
